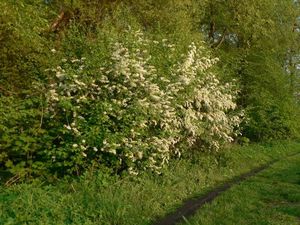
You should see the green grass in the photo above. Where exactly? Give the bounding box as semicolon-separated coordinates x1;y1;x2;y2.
181;149;300;225
0;141;300;225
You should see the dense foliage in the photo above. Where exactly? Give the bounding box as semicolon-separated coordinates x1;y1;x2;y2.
0;0;299;179
45;32;241;175
200;0;300;140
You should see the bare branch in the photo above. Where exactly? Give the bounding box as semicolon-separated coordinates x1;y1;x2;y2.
213;28;227;49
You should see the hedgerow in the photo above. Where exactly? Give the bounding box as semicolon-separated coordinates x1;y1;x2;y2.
43;30;242;175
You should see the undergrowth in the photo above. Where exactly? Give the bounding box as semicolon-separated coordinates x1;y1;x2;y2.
0;141;299;225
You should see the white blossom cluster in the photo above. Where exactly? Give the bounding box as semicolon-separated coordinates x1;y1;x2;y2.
171;43;243;150
46;31;243;174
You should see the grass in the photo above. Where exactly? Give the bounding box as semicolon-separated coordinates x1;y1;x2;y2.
0;141;300;225
181;149;300;225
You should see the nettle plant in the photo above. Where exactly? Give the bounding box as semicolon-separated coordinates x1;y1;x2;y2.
46;30;242;175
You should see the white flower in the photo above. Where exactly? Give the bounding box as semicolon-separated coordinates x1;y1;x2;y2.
46;30;243;174
64;124;72;130
71;59;80;63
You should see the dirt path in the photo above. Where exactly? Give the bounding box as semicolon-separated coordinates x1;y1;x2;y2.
152;152;300;225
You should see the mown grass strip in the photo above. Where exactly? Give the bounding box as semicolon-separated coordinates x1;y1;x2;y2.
153;161;275;225
153;152;300;225
180;152;300;225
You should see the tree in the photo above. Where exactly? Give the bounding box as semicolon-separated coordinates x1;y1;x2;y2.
198;0;300;140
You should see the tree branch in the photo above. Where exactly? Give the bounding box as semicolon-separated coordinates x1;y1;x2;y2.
213;28;227;49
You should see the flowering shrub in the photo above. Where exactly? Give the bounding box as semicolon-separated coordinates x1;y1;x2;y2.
46;31;243;174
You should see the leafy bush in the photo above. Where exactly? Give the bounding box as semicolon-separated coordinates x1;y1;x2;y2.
0;95;50;179
243;102;299;141
0;1;242;179
45;30;242;175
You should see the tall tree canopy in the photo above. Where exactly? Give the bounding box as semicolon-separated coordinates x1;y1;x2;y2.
199;0;300;140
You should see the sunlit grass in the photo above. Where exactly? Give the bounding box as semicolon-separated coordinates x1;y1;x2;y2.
0;141;299;225
181;148;300;225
